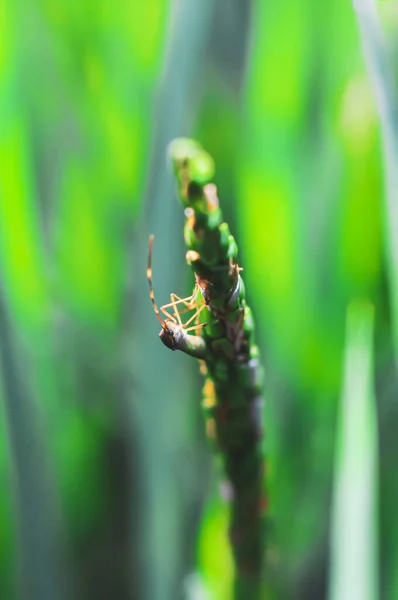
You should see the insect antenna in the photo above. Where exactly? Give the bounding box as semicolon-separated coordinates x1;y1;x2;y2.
147;235;166;327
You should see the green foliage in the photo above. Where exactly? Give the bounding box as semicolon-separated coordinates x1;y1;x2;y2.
0;1;397;599
198;497;234;600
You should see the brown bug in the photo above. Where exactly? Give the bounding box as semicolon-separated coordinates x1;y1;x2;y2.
147;235;208;352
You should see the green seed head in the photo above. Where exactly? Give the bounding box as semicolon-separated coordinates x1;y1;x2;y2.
189;151;215;185
168;137;215;186
168;137;202;164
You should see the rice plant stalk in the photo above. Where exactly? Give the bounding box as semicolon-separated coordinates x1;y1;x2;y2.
151;138;266;599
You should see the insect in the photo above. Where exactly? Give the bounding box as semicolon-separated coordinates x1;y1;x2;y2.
147;235;208;351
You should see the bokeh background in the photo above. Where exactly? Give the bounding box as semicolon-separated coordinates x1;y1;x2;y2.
1;1;398;599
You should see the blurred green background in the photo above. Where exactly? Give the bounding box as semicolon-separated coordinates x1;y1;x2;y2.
1;1;398;599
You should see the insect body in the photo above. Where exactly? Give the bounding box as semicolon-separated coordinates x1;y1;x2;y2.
147;235;208;358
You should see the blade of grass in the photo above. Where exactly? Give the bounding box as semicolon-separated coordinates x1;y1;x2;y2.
133;2;216;599
0;294;69;600
0;2;70;598
352;0;398;364
329;300;378;600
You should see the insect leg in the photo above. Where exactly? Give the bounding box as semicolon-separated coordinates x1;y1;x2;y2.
170;294;191;326
160;287;198;313
182;302;208;329
160;283;200;325
159;307;178;323
185;321;208;333
160;299;192;325
171;282;199;306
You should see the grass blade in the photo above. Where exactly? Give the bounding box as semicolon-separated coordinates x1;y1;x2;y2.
329;300;378;600
0;296;68;600
352;0;398;363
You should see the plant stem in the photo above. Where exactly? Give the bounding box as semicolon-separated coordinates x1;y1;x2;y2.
168;138;266;599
